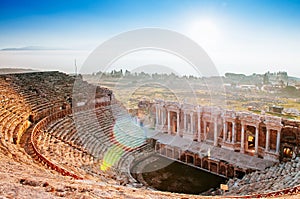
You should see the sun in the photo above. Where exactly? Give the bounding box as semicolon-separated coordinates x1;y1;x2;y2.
187;19;220;45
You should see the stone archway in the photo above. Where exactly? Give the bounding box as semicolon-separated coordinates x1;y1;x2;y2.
245;125;256;153
172;114;177;135
202;159;208;170
187;154;194;164
219;165;227;176
195;157;201;167
180;153;186;162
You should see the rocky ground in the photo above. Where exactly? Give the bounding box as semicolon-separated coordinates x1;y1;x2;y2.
0;147;299;199
225;157;300;196
0;142;219;199
0;134;299;199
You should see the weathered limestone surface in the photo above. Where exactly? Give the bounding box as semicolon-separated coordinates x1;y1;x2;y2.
0;72;299;198
225;157;300;196
152;99;300;162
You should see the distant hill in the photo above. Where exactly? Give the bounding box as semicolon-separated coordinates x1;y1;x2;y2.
131;64;178;75
223;71;300;85
1;46;66;51
289;76;300;81
0;68;39;74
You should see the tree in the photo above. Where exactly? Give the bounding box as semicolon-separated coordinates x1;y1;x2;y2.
263;73;269;85
125;70;131;77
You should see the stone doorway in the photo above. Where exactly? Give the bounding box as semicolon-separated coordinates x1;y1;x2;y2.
172;115;177;135
246;126;256;153
247;134;255;150
283;146;294;159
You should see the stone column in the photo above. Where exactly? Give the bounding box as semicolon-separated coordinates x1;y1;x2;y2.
167;110;171;134
231;122;236;143
161;108;164;127
172;148;175;159
190;112;193;134
158;107;161;125
214;118;218;146
184;112;187;133
160;144;163;154
265;128;270;152
197;112;201;141
177;112;180;136
223;120;227;142
255;125;259;155
203;121;207;141
241;124;245;153
276;130;281;154
155;105;158;127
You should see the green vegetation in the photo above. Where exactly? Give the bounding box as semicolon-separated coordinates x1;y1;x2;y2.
83;70;300;120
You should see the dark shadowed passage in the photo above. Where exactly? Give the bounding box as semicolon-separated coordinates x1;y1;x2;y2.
132;155;227;194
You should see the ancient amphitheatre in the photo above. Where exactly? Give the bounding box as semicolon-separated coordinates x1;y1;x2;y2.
0;69;299;198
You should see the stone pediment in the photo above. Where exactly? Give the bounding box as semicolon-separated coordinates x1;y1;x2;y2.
181;103;195;112
264;115;283;129
264;115;282;124
238;112;261;126
223;110;236;118
154;99;165;105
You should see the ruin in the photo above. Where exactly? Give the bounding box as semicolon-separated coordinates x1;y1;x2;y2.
0;71;151;183
136;99;300;195
150;99;299;163
0;71;299;198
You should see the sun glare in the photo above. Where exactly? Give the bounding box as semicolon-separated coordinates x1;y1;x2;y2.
187;19;220;45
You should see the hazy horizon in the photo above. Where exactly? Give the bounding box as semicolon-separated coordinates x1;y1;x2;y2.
0;1;300;77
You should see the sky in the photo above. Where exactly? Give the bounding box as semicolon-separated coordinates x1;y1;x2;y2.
0;0;300;76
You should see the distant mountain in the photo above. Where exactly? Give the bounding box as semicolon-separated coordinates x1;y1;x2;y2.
1;46;66;51
224;71;300;84
131;64;179;75
289;76;300;81
0;68;39;74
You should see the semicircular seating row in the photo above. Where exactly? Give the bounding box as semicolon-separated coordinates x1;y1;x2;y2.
0;72;152;184
1;72;299;197
0;77;31;146
35;102;150;180
224;157;300;197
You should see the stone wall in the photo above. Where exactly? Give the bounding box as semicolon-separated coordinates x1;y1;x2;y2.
148;99;300;162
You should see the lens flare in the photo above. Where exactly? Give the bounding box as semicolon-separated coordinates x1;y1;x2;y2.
100;145;124;171
101;113;146;171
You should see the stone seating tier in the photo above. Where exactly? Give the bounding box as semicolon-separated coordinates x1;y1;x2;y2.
225;157;300;196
